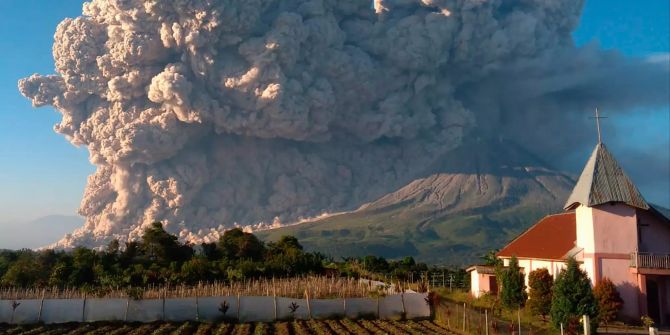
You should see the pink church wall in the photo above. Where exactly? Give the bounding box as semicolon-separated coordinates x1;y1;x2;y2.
600;258;640;318
591;204;638;254
589;204;641;319
637;209;670;254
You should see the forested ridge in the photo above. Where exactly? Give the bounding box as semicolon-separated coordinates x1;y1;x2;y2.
0;222;458;290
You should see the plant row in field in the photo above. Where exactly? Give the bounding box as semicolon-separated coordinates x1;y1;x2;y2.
0;319;455;335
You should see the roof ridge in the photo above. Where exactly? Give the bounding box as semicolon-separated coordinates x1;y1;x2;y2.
542;211;575;218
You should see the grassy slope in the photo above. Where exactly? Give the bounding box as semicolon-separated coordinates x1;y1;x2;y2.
258;138;575;266
256;203;548;266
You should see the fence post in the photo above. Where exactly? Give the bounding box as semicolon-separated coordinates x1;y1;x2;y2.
124;298;129;322
518;308;522;335
583;315;591;335
485;309;489;335
272;278;278;321
343;297;347;318
273;294;278;321
195;293;199;322
236;293;241;321
82;293;87;322
38;290;45;323
305;290;312;319
446;305;450;328
463;303;466;333
161;291;166;321
377;296;381;319
400;292;406;319
560;323;564;335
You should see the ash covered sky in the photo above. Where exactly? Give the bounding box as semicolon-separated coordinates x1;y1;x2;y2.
0;0;668;247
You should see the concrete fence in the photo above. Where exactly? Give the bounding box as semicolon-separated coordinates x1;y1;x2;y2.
0;293;430;324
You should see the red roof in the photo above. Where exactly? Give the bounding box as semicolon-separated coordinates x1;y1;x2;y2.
496;212;576;260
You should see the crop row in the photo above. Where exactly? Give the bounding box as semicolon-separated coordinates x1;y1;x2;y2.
0;319;454;335
0;276;386;300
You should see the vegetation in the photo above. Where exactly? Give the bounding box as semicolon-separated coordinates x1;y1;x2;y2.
550;257;598;334
436;289;556;335
256;204;552;265
499;256;526;309
527;268;553;320
593;277;623;326
0;319;454;335
0;222;452;295
641;315;655;328
0;222;323;290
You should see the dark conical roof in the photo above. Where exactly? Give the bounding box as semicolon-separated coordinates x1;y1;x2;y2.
564;143;649;210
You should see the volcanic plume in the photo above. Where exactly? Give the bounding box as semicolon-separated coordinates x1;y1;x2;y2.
19;0;669;248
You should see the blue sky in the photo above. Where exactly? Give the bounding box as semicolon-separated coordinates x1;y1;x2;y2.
0;0;668;223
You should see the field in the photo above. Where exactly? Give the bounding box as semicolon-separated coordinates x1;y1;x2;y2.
0;319;454;335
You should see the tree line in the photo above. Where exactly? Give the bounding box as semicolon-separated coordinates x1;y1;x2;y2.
0;222;445;290
497;256;623;333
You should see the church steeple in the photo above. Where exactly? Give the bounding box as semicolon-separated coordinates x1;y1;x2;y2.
564;142;649;210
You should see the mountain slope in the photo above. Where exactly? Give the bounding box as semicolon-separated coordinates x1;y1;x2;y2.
256;138;576;265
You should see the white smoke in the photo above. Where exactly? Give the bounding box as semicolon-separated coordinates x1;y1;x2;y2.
19;0;669;248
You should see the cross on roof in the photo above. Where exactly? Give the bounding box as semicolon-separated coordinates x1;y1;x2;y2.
590;108;608;143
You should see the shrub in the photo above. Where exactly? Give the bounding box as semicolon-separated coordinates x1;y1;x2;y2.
641;315;655;328
593;277;623;325
500;256;527;309
550;257;597;333
527;268;553;320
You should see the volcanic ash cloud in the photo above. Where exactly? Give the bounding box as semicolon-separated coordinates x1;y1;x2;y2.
19;0;668;247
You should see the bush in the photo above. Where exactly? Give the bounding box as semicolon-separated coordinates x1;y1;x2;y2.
550;257;597;333
527;268;553;320
594;277;623;325
500;256;527;309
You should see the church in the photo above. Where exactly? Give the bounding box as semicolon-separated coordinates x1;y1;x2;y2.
467;132;670;326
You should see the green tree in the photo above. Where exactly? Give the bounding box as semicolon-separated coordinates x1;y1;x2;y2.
181;257;211;284
106;239;120;255
142;222;191;264
268;235;302;253
481;250;502;267
527;268;553;320
362;255;389;273
219;228;266;261
550;257;598;333
594;277;623;326
1;255;41;287
48;261;72;287
200;242;221;261
500;256;527;309
69;247;97;286
119;241;140;266
266;237;324;276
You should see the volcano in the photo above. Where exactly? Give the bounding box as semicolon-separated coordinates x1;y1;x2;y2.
256;137;576;265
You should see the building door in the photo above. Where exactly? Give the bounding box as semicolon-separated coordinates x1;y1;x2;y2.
647;279;661;324
489;276;498;295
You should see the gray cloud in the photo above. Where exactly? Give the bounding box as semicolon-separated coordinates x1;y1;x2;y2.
18;0;669;247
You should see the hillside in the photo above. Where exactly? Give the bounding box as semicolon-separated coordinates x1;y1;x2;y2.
257;138;576;265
